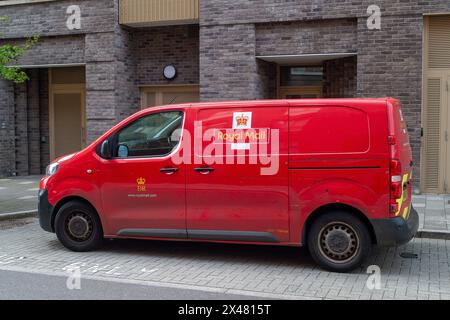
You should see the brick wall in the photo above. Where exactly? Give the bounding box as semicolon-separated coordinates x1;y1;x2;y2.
14;82;29;176
200;1;450;26
0;80;15;176
0;0;116;39
255;19;357;56
9;35;85;66
39;69;50;173
356;15;423;185
200;24;259;101
134;25;199;86
323;56;357;98
27;69;41;175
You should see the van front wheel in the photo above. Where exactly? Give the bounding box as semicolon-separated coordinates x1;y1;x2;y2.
307;211;372;272
55;200;103;252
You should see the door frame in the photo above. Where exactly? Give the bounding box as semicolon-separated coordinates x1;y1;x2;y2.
49;81;86;160
278;86;323;99
276;65;323;98
421;15;450;193
139;84;200;109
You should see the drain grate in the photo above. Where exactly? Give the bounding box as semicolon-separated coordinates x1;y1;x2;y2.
400;252;418;259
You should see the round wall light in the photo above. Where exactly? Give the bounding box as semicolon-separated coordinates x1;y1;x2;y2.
163;65;177;80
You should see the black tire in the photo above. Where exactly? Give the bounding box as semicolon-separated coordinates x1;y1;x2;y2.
54;200;103;252
307;211;372;273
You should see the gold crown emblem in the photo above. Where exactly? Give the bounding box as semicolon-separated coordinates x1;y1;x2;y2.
137;177;146;185
236;114;249;126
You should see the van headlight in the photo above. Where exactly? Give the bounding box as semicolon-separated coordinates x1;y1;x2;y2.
46;163;60;176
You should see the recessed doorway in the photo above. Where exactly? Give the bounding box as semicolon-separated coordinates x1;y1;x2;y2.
278;66;323;99
49;67;86;160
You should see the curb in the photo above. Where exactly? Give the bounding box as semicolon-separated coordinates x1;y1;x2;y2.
416;229;450;240
0;210;38;221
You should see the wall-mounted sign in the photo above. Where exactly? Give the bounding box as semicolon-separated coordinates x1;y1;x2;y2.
163;65;177;80
66;5;81;30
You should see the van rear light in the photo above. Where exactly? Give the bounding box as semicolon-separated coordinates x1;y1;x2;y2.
390;159;402;178
390;181;403;199
389;159;403;216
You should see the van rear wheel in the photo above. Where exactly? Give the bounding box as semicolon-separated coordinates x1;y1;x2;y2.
55;200;103;252
307;211;372;272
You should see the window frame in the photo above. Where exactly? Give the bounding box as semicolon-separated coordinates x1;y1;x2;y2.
108;110;185;160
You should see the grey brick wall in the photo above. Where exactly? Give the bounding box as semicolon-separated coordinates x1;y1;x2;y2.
115;27;139;122
356;15;423;184
323;56;357;98
200;1;450;26
200;24;259;101
27;69;41;175
0;0;116;39
14;82;29;176
0;80;15;176
255;19;357;56
8;35;85;66
39;69;50;173
134;25;199;86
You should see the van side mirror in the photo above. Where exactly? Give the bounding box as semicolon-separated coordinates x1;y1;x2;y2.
100;139;112;159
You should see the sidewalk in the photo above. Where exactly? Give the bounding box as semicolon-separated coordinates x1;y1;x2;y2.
1;176;450;237
412;194;450;235
0;176;41;217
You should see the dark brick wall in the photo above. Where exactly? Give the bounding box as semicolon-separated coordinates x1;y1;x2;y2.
255;19;357;56
0;80;15;176
200;24;259;101
27;69;41;175
8;70;50;176
8;35;85;66
14;82;29;176
323;56;357;98
200;1;450;25
39;69;50;173
0;0;116;39
134;25;199;86
356;15;423;185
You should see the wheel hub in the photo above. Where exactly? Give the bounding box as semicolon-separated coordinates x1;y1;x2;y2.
66;213;92;241
319;222;359;263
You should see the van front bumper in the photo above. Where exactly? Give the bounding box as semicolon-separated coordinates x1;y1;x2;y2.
38;189;54;233
371;206;419;246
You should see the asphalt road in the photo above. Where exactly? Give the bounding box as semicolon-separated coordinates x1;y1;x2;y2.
0;269;263;300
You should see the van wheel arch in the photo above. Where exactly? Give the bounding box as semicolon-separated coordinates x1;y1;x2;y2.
302;203;377;246
51;196;103;234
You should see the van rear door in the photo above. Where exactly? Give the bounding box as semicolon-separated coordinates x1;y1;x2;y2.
388;99;413;219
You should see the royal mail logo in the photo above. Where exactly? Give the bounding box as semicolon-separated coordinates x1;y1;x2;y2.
233;112;252;129
136;177;146;192
235;114;249;127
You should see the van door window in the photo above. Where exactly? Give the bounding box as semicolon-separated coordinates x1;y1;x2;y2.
116;111;183;158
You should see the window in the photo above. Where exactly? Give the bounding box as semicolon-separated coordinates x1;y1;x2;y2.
116;111;184;158
280;66;323;87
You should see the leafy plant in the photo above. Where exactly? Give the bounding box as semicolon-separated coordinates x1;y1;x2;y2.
0;16;39;83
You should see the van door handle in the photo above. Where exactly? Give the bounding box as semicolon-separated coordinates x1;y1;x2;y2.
160;167;178;175
194;167;215;174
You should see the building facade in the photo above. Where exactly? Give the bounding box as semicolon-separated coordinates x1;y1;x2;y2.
0;0;450;193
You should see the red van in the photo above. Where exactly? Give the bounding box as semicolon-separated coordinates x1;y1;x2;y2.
38;98;418;272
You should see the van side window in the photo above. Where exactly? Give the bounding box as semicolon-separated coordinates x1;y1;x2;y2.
116;111;183;158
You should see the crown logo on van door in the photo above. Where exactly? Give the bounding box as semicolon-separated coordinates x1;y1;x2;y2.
136;177;146;192
235;114;249;127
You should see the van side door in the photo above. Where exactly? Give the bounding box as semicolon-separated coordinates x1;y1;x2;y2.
98;109;187;238
186;104;290;243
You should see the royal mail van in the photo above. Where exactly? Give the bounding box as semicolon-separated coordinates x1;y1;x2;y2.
38;98;418;272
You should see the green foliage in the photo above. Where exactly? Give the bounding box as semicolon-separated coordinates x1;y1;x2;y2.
0;16;39;84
